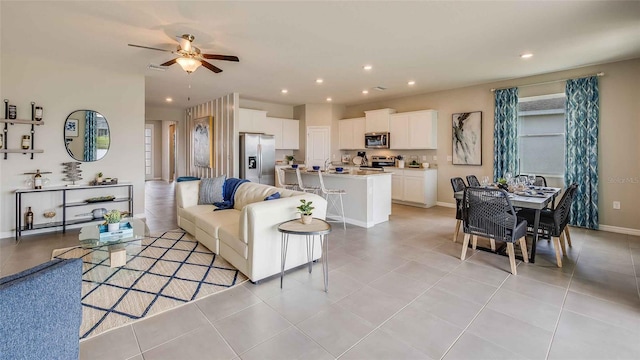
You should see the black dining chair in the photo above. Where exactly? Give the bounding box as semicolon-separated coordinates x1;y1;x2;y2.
517;183;578;268
461;187;529;274
466;175;481;187
450;177;467;243
516;174;547;187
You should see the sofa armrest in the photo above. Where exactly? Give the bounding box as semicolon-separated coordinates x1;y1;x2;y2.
176;180;201;210
239;194;328;243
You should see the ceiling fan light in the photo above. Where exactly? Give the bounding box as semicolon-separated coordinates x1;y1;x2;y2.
176;57;202;73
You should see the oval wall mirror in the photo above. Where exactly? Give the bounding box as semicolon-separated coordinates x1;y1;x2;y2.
64;110;110;162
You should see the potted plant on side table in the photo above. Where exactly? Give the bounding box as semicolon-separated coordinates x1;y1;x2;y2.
103;210;122;232
296;199;315;225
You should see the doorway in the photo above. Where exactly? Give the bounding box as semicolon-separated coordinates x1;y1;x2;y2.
306;126;331;168
144;124;154;180
169;123;176;182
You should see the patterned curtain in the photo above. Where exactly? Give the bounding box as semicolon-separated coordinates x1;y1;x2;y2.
565;76;599;229
493;87;519;181
83;111;97;162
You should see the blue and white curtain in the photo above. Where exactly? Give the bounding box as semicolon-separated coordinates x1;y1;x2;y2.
565;76;599;229
83;111;97;162
493;87;519;181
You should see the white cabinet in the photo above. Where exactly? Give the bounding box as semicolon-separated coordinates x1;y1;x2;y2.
390;110;438;149
338;117;365;149
263;117;283;147
386;168;437;207
281;119;299;149
365;108;395;133
238;108;268;133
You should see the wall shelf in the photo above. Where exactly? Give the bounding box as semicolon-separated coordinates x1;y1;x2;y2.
2;100;44;159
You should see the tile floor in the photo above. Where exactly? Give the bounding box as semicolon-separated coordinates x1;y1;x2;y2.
1;180;639;359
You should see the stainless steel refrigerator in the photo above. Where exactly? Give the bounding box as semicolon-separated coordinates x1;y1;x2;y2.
239;133;275;185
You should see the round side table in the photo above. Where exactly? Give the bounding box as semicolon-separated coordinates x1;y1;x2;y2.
277;218;331;292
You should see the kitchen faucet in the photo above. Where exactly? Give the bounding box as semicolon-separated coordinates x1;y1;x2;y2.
324;158;332;171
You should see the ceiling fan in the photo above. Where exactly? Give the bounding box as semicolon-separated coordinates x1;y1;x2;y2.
128;34;239;74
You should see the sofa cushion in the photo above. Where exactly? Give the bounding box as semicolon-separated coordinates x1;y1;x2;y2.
198;176;226;205
195;208;241;239
234;182;300;210
179;204;217;224
219;223;248;259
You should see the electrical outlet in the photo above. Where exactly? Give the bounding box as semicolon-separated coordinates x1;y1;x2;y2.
447;155;452;162
422;155;427;161
433;155;437;161
613;201;621;210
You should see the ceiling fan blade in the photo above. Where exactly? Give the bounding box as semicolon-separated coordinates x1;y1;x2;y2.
201;54;240;62
128;44;174;53
160;58;177;67
201;60;223;73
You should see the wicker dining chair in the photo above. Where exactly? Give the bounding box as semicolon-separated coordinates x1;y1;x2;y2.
461;187;529;274
450;177;467;243
466;175;481;187
517;183;578;267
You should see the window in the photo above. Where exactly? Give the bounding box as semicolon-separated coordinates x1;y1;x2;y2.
518;93;566;177
145;126;152;176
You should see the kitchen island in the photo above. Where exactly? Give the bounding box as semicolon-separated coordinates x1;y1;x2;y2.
284;169;391;228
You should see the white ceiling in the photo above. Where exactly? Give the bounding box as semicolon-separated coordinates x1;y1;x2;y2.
2;1;640;109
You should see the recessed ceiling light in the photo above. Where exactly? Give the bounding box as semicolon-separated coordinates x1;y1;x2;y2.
326;97;332;102
316;78;324;84
408;81;416;86
165;97;173;102
362;90;369;94
520;53;533;59
363;65;372;71
281;89;288;94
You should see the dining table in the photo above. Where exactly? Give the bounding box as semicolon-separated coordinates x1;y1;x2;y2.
454;186;561;263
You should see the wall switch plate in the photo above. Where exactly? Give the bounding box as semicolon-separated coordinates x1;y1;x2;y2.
447;155;452;162
433;155;437;161
613;201;621;210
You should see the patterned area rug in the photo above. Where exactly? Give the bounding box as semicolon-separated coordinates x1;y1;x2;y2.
52;230;248;339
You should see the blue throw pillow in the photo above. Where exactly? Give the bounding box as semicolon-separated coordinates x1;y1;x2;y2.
198;176;226;204
264;192;281;201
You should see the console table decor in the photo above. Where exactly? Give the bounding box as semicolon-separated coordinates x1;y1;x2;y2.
14;183;133;240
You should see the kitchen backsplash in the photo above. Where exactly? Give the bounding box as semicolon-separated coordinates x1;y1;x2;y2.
341;149;438;165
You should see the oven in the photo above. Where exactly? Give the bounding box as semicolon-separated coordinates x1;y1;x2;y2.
364;132;390;149
371;156;396;168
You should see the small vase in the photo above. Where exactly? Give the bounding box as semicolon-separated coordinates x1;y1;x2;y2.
301;214;313;225
108;223;120;232
288;160;294;165
397;160;405;168
96;177;103;183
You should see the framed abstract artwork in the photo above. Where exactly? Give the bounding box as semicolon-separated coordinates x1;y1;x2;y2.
452;111;482;165
193;116;214;168
65;118;79;137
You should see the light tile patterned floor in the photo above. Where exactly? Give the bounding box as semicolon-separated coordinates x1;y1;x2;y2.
1;180;639;359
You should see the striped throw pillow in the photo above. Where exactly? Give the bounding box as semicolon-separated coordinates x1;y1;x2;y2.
198;176;226;205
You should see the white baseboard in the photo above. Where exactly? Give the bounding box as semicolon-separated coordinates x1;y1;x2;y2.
436;202;456;209
598;224;640;236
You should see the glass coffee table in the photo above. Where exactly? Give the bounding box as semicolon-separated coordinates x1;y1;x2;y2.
78;218;149;267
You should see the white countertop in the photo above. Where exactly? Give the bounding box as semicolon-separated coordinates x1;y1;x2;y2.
282;168;391;178
383;166;436;172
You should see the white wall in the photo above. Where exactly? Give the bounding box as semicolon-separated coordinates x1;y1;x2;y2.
0;55;145;237
239;98;294;119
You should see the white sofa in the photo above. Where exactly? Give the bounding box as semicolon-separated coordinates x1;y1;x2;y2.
176;180;328;282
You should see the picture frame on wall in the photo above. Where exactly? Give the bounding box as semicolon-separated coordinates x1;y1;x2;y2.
65;118;79;137
193;115;214;168
452;111;482;165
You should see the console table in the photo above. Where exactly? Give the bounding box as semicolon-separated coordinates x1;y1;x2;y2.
15;183;133;240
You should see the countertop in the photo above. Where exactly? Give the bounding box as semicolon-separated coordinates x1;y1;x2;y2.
384;166;437;172
282;168;391;178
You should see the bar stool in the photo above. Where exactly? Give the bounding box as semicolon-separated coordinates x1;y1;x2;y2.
277;167;298;190
295;168;320;194
317;170;346;230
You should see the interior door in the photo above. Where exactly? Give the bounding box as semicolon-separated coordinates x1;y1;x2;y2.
306;126;331;168
144;124;153;180
169;124;176;181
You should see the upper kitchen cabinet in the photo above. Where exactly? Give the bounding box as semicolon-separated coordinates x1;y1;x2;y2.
338;117;365;149
365;108;396;133
390;110;438;149
280;118;299;149
238;108;268;133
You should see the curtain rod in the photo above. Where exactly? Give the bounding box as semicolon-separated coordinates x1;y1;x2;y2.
490;72;605;92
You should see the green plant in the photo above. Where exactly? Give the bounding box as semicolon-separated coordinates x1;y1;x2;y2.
296;199;314;216
103;209;121;224
497;178;507;185
286;155;295;162
97;172;103;178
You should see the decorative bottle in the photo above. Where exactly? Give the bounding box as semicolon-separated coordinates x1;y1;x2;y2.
0;134;3;149
35;106;43;121
25;207;34;230
34;169;42;189
21;135;30;149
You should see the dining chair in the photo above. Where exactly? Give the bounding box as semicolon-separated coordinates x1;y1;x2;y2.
295;168;320;194
277;167;298;190
461;187;529;275
516;183;578;267
317;170;347;230
466;175;480;187
450;177;467;243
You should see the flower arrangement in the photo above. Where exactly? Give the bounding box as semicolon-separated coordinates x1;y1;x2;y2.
103;209;122;224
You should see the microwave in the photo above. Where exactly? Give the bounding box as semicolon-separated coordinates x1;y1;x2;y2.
364;132;390;149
